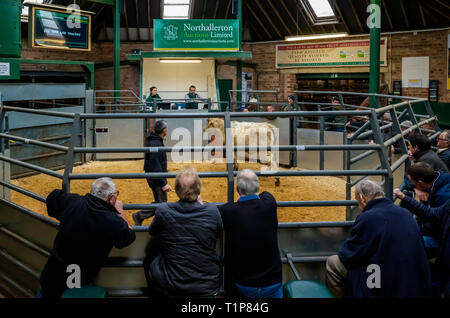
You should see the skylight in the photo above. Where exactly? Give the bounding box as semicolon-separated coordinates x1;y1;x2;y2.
308;0;335;18
163;0;191;19
300;0;338;25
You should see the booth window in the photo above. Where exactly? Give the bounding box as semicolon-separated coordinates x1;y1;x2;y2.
300;0;339;25
163;0;191;19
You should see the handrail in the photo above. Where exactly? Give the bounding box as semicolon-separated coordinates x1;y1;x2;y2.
0;133;69;152
73;144;381;154
68;170;388;180
0;155;63;179
1;105;76;119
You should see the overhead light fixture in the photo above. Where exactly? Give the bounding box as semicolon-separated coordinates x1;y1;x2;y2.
285;32;348;42
159;59;202;64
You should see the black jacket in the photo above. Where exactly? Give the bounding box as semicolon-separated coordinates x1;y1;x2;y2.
218;192;282;288
338;198;432;298
400;197;450;297
439;148;450;171
147;201;223;296
413;149;449;173
144;133;168;187
40;190;136;298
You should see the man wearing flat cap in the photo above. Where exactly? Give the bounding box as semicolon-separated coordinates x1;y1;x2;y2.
133;120;171;225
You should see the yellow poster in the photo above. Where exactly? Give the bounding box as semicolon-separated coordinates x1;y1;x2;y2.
276;38;387;68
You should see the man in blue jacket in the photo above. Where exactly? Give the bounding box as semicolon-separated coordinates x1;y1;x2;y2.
133;120;171;225
394;190;449;298
406;162;450;254
326;179;432;298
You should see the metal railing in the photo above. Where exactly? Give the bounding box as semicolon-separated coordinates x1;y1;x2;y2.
0;90;442;297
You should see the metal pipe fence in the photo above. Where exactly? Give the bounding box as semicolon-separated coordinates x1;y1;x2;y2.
0;91;441;218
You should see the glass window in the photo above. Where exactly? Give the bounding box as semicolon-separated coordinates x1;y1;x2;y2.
300;0;338;25
308;0;335;18
163;0;191;19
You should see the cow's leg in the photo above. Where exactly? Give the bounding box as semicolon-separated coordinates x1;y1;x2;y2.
275;177;280;187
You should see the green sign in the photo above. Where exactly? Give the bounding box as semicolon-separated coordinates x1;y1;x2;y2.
154;19;239;51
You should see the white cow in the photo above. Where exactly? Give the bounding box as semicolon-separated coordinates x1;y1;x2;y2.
203;118;280;186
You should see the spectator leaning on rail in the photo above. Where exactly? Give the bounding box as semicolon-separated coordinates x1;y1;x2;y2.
406;134;449;174
144;168;222;297
326;179;432;298
133;120;171;226
393;190;450;298
38;178;135;298
218;169;282;298
405;162;450;257
437;130;450;170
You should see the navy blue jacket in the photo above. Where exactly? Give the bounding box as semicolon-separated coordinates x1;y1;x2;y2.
438;148;450;172
144;133;167;187
338;198;432;298
218;192;282;288
404;172;450;239
400;197;450;298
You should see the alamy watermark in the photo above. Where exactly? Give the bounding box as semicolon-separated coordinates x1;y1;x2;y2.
367;4;381;29
66;264;81;289
366;264;381;289
66;4;82;30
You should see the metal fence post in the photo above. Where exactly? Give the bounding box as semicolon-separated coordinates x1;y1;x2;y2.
319;115;325;171
62;113;81;193
406;102;421;135
369;110;394;199
292;94;299;167
224;112;234;203
424;100;441;132
343;129;352;220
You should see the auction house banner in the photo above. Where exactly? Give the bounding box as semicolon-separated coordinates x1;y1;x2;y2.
154;19;239;51
276;38;387;68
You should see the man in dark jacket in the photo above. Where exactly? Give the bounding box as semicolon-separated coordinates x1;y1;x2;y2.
326;179;432;298
394;190;450;298
405;163;450;255
39;178;136;298
437;130;450;170
144;168;222;297
133;120;171;225
218;169;282;298
408;134;448;173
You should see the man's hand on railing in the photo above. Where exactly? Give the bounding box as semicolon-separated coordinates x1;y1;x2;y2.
393;188;405;200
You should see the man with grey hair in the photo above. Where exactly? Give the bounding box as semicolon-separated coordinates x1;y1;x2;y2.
144;168;222;297
38;178;135;298
437;130;450;170
326;179;432;298
218;169;282;298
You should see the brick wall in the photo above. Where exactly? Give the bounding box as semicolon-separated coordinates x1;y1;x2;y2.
246;30;450;103
390;30;449;102
19;30;450;103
